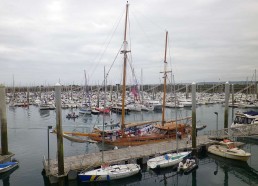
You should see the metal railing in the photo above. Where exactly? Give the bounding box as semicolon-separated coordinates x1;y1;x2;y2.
204;123;258;138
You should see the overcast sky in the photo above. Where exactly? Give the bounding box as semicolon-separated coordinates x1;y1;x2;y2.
0;0;257;86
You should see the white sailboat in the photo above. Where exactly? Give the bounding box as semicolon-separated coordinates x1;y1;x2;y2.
78;11;141;180
147;31;190;169
78;163;141;182
147;151;190;169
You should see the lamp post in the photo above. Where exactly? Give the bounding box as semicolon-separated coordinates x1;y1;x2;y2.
214;112;218;137
47;125;52;173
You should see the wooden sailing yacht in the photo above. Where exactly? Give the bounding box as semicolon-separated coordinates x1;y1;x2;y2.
78;52;141;183
62;3;191;148
147;32;191;169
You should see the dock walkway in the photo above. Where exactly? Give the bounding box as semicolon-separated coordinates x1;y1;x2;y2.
43;135;214;180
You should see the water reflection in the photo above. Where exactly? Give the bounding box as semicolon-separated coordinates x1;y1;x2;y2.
39;110;50;118
81;115;93;123
208;154;258;186
42;171;142;186
8;106;16;112
0;166;19;186
25;107;31;118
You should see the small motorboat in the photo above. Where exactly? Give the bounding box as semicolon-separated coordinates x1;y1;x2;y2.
66;113;79;119
0;159;19;174
78;164;141;182
177;158;198;174
95;107;111;114
231;110;258;128
208;139;251;161
91;109;100;115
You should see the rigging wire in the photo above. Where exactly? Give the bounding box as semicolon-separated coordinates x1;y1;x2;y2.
130;7;165;83
91;43;124;94
88;8;125;83
105;44;124;84
127;8;139;87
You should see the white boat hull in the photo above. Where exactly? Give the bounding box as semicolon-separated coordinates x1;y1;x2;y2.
147;151;190;169
78;164;141;182
208;145;251;161
79;108;92;115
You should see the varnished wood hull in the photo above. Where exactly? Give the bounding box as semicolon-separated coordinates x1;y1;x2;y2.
89;133;186;148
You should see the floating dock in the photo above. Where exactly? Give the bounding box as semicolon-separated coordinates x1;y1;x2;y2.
43;135;216;183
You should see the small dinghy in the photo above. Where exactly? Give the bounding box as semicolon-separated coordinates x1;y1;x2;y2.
177;158;198;174
66;113;79;119
91;109;100;115
0;159;19;173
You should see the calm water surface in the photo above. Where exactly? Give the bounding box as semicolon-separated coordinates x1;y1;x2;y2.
1;104;258;186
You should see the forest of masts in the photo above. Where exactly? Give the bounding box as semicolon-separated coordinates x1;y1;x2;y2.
4;82;258;95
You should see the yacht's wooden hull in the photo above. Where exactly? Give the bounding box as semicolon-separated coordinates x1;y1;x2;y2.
62;122;189;148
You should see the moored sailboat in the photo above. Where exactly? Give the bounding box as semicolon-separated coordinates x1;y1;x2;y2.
147;151;190;169
78;33;141;182
61;2;191;148
78;163;141;182
147;31;191;169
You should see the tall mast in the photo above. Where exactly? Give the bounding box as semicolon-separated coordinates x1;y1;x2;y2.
12;74;15;101
255;69;257;99
102;66;106;163
84;70;87;103
173;74;178;152
121;2;130;137
141;68;143;103
161;31;169;126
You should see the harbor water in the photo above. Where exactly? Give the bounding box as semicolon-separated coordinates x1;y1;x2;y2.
2;104;258;186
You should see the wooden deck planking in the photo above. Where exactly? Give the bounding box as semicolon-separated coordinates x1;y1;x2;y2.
44;135;212;177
